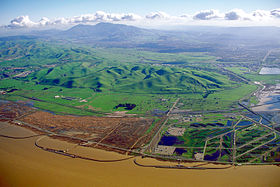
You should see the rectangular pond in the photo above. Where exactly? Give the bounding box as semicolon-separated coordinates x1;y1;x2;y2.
259;67;280;75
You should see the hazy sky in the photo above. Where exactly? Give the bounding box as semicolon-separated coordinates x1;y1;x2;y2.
1;0;279;23
1;0;280;28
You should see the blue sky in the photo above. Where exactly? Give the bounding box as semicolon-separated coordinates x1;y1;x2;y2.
1;0;279;25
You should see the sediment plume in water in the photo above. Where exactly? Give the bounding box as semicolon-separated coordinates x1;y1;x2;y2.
0;122;280;186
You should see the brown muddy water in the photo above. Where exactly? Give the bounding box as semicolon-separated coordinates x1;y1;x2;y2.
0;122;280;187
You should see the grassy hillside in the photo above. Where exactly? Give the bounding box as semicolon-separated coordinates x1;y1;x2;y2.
0;38;257;115
27;62;236;94
0;39;101;68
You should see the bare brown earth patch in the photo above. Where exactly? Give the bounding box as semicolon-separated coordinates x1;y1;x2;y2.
0;100;34;121
21;110;154;150
0;101;164;154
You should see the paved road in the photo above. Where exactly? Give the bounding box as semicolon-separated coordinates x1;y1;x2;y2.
238;102;272;124
145;98;180;153
262;49;273;63
167;98;180;116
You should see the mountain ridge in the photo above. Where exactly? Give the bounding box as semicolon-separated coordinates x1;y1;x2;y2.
60;22;159;43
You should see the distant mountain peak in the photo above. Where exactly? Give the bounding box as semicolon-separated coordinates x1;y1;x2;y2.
61;22;156;45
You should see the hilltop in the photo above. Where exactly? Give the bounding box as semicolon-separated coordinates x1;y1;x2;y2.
28;62;234;94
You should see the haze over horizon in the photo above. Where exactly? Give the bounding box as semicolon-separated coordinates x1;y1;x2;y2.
1;0;280;30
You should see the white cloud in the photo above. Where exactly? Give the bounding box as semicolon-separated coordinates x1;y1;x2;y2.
225;9;252;20
193;9;223;20
146;11;171;20
8;15;36;28
69;11;141;24
5;11;142;29
53;17;70;25
102;12;141;21
120;13;142;21
38;17;51;26
180;14;190;19
94;11;110;22
70;14;95;23
250;10;272;21
271;9;280;18
4;9;280;29
252;10;270;18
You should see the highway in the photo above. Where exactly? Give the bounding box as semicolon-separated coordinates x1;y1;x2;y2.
238;102;272;124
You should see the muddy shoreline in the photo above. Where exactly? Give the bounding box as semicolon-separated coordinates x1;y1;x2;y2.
1;121;280;186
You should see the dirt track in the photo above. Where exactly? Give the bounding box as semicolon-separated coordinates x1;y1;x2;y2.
0;100;160;153
21;110;153;149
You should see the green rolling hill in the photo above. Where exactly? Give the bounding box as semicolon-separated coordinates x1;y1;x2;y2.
28;62;236;94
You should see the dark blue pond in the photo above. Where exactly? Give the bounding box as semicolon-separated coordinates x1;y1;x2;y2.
226;120;233;126
190;123;225;128
190;123;207;127
245;114;262;122
204;150;227;161
237;120;253;126
222;132;232;148
245;113;272;126
213;123;225;127
267;139;280;147
261;118;271;125
174;148;187;155
158;136;184;146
